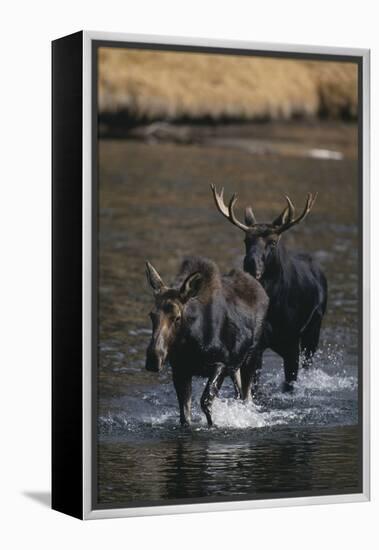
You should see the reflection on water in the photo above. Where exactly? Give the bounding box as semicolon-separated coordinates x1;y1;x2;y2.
97;123;360;507
98;426;359;506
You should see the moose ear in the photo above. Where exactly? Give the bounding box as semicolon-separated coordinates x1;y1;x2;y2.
180;272;203;301
146;261;165;295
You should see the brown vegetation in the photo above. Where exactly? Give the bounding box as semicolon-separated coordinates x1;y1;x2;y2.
98;47;358;122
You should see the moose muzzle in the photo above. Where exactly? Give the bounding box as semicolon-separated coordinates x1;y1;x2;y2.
145;336;167;372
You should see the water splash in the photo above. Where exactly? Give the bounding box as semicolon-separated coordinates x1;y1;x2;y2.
98;336;357;437
211;399;266;429
99;360;357;439
296;368;356;393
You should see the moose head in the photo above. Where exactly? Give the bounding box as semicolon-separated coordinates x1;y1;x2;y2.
211;184;317;281
145;261;202;372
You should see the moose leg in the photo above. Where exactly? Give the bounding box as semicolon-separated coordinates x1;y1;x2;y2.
251;350;263;399
240;348;262;401
282;345;300;392
301;313;322;369
216;370;226;392
172;371;192;427
230;369;242;399
200;364;226;427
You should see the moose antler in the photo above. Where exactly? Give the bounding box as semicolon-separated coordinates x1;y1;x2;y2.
275;193;318;234
210;184;250;232
211;185;317;235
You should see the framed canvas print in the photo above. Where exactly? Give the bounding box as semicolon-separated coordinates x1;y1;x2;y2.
52;31;370;520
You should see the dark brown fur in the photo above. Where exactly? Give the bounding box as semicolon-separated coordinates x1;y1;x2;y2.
145;256;269;427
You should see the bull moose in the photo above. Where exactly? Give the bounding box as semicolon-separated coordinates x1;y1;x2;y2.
145;257;269;426
211;185;327;391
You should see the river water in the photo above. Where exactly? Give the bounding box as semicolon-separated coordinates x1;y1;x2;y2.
96;123;361;508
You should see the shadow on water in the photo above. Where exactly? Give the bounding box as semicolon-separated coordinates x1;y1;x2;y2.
97;122;360;506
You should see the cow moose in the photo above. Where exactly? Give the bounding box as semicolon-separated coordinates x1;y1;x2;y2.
211;185;327;392
145;257;269;427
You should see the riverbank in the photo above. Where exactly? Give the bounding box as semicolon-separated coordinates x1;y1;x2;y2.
98;48;358;122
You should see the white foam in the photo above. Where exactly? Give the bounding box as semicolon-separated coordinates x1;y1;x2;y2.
211;398;266;429
296;368;357;392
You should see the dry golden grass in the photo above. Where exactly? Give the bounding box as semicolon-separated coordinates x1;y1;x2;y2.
98;47;358;121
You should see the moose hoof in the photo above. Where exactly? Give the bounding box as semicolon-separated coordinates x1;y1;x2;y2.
203;412;214;428
282;381;295;393
180;419;191;429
